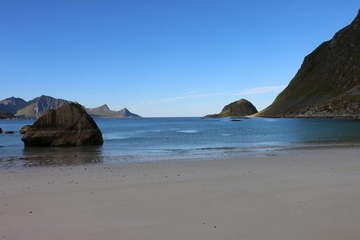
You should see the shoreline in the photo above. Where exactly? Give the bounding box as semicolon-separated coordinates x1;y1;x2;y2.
1;146;360;240
2;141;360;169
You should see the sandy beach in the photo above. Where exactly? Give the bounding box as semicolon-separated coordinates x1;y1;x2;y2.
1;147;360;240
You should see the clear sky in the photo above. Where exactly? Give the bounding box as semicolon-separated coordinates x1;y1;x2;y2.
1;1;359;117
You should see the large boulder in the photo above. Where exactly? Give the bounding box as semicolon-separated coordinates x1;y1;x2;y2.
22;103;104;146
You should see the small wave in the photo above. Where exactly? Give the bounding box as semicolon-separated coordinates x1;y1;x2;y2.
104;136;128;141
177;130;198;134
150;130;163;133
196;146;236;151
137;130;163;133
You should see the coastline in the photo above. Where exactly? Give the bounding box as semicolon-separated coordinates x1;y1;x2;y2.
2;141;360;169
1;146;360;240
3;117;360;169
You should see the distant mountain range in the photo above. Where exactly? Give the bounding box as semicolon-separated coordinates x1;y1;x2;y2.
86;104;140;118
0;95;141;119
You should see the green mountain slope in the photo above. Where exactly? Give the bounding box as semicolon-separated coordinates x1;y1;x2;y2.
257;10;360;118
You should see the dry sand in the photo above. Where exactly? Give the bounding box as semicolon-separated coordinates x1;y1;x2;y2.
1;147;360;240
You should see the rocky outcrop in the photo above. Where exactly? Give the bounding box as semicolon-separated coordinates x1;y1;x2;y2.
257;10;360;118
22;103;103;146
19;125;32;134
204;99;258;118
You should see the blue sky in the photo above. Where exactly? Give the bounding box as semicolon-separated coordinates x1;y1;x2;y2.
1;1;359;117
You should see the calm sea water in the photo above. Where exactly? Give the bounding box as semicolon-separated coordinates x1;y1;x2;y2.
1;117;360;168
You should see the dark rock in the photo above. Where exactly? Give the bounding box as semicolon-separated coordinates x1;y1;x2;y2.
5;131;15;134
21;103;104;146
19;125;33;134
0;128;2;134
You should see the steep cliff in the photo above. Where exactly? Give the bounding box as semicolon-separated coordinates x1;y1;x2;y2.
258;10;360;118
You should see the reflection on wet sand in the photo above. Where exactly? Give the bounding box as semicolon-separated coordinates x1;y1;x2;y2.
0;146;104;168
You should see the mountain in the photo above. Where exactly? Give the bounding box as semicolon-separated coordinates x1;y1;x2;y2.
257;10;360;118
0;95;68;118
0;97;27;113
0;95;141;119
0;97;27;106
86;104;141;118
204;99;258;118
15;95;72;119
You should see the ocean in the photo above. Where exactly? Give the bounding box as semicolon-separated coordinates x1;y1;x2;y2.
1;117;360;168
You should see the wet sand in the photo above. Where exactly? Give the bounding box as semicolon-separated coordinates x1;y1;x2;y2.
1;147;360;240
